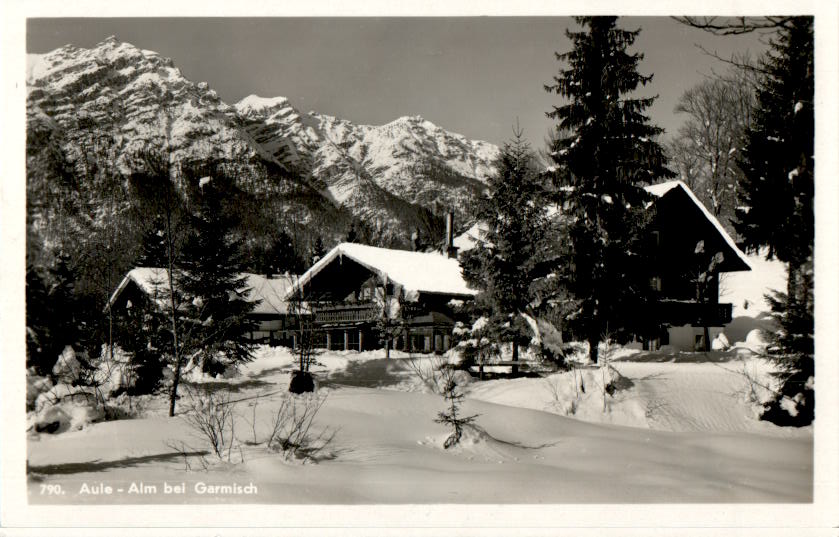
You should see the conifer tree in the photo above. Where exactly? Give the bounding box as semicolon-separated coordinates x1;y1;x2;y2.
111;273;169;394
733;17;814;425
345;222;359;243
135;214;169;268
269;229;304;275
310;235;327;265
26;266;56;376
545;17;675;362
175;179;257;377
734;17;813;269
460;127;550;374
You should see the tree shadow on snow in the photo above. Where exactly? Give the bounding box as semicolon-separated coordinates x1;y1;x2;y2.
181;378;272;393
321;358;411;389
470;425;559;450
27;450;210;476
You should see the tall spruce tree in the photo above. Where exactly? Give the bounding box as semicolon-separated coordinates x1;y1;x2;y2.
175;179;257;378
460;127;550;374
734;18;813;268
545;17;675;362
733;17;814;425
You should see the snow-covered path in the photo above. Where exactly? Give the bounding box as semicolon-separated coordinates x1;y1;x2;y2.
617;362;760;433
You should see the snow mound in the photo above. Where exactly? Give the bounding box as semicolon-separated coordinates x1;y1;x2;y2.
467;354;799;436
745;329;769;350
29;401;104;434
27;371;53;410
711;332;730;350
51;345;84;383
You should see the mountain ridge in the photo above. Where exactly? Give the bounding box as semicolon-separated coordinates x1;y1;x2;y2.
26;37;500;251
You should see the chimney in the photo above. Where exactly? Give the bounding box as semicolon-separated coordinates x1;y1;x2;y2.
445;211;459;259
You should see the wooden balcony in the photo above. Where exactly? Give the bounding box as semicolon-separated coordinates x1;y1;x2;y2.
655;300;733;326
313;302;378;325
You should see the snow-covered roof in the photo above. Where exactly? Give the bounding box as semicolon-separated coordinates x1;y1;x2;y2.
643;181;681;198
452;222;486;252
106;267;170;310
106;268;296;314
289;242;477;301
242;273;295;314
644;180;751;270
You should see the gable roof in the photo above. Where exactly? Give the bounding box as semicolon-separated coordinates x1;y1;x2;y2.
644;180;751;271
106;267;170;311
106;268;296;314
288;242;477;301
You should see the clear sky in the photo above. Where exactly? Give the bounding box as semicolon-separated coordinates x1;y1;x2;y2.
27;17;767;147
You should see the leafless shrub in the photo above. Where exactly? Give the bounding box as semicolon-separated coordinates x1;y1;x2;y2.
182;386;239;461
405;353;445;394
715;357;778;405
265;392;335;461
242;394;261;445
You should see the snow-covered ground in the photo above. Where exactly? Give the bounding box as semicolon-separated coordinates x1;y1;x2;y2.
27;344;812;504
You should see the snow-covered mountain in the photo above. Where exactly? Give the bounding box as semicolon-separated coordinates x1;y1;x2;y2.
233;96;499;239
27;37;282;173
27;37;500;246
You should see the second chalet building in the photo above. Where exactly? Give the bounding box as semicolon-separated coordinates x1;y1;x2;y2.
642;180;751;349
286;237;475;353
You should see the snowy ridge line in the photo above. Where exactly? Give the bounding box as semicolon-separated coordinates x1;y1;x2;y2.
645;180;752;270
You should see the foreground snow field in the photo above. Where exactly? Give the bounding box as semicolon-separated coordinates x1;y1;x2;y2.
27;346;812;504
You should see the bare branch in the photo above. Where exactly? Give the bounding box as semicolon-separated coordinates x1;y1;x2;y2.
694;45;772;78
673;16;797;36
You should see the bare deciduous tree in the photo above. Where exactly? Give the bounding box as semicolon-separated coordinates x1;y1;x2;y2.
668;65;756;237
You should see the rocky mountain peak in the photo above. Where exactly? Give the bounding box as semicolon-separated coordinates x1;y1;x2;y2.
27;39;500;247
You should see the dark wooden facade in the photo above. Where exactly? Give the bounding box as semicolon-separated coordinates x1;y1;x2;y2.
292;254;470;354
645;182;750;348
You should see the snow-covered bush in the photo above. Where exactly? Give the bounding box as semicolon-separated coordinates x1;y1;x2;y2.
26;369;53;411
35;382;96;412
744;329;768;351
51;345;84;384
87;344;137;397
711;333;730;351
29;400;104;434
